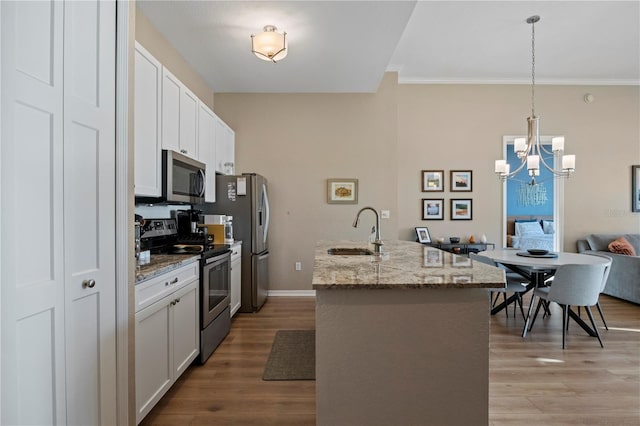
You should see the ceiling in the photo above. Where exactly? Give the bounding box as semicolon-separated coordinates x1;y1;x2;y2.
137;0;640;93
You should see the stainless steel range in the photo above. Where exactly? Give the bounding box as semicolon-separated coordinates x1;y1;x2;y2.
140;218;231;364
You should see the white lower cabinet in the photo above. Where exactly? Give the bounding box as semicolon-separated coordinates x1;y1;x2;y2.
230;242;242;317
135;263;200;424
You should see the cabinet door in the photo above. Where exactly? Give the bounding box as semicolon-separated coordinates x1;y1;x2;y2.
135;298;172;425
179;86;198;158
161;67;181;152
134;43;162;196
198;102;217;202
63;2;117;424
171;280;200;378
215;117;235;174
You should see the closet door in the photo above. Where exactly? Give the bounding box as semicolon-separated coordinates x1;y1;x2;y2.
0;2;67;424
63;1;117;425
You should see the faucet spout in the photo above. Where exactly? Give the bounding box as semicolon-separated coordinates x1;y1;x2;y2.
353;207;383;254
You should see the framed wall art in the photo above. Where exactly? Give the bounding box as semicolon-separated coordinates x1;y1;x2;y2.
450;198;472;220
450;170;472;192
422;170;444;192
422;198;444;220
633;165;640;212
327;178;358;204
415;227;431;243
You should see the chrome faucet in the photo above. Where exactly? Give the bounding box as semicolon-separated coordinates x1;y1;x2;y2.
353;206;383;254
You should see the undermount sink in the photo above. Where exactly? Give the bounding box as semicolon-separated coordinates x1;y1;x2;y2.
327;247;374;256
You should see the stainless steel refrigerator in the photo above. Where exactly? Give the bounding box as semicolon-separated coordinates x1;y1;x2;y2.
204;173;270;312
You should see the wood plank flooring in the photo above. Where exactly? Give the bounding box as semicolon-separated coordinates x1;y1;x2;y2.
140;295;640;426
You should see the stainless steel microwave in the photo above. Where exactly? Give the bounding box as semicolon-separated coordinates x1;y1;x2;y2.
162;150;206;204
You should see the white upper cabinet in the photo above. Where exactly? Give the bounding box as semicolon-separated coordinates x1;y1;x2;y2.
215;116;235;174
179;86;198;158
161;67;199;159
134;42;162;197
161;67;181;153
198;102;217;202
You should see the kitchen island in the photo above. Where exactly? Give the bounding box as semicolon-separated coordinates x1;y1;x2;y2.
312;240;505;426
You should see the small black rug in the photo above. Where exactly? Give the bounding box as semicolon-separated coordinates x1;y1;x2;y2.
262;330;315;381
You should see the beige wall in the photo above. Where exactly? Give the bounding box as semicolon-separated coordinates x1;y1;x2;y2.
216;73;399;291
135;7;214;110
216;77;640;291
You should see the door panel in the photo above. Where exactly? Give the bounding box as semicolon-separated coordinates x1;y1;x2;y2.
63;1;116;424
1;1;66;424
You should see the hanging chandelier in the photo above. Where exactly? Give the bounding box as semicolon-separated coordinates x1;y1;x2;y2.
495;15;575;184
251;25;288;63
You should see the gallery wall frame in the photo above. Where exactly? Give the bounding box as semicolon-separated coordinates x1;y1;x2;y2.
422;198;444;220
450;170;472;192
450;198;472;220
422;170;444;192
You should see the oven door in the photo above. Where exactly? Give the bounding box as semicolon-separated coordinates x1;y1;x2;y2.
201;252;231;327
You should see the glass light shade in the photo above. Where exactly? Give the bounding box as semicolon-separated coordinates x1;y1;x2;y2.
552;136;565;152
495;160;506;173
527;155;540;171
562;155;576;170
503;164;510;175
514;137;527;153
252;26;287;62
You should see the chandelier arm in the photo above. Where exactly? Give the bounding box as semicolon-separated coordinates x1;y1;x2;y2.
503;157;529;179
538;142;554;155
538;152;569;176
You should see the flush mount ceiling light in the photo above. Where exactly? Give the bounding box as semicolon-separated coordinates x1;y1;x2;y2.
495;16;576;185
251;25;287;63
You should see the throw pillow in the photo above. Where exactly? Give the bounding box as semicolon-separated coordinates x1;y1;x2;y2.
542;220;555;234
608;237;637;256
515;221;544;236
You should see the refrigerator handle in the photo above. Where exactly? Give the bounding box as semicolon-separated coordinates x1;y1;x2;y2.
262;183;270;244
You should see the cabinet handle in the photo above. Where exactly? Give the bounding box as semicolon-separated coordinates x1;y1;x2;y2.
165;282;170;286
170;277;179;284
170;300;175;306
176;298;180;303
82;279;96;289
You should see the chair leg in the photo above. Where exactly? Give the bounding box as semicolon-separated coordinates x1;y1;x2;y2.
596;302;609;330
517;293;526;321
585;306;604;348
503;293;508;318
562;304;569;350
522;294;537;338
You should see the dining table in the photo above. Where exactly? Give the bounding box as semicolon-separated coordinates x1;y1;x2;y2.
481;248;610;337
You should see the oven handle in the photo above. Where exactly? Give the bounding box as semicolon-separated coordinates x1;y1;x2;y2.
205;251;231;265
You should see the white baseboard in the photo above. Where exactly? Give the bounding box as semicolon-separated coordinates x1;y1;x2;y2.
268;290;316;297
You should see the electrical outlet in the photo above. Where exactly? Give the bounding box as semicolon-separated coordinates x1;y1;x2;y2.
295;262;302;271
381;210;390;219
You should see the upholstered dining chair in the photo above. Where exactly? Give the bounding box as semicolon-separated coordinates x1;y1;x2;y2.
525;262;608;349
470;252;528;320
582;253;613;330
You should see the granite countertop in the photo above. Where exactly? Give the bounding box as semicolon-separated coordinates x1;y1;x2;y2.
135;254;201;284
312;240;505;289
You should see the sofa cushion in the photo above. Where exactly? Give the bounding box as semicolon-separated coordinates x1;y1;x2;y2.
587;233;640;253
608;237;637;256
541;220;555;234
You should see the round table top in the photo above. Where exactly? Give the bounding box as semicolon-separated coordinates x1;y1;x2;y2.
483;248;610;270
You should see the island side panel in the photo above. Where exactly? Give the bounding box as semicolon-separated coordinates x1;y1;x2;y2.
316;287;490;426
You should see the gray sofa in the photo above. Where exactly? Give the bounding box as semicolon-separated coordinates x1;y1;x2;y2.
576;234;640;304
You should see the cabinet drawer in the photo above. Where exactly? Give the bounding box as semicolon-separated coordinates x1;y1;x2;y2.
135;262;199;313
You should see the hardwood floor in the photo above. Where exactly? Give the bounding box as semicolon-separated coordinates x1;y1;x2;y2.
140;295;639;426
